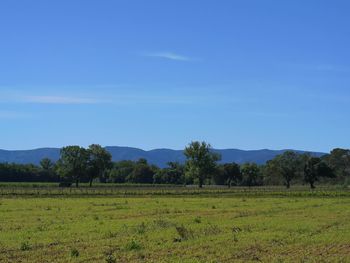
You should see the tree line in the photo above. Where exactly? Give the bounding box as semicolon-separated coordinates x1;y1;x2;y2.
0;142;349;188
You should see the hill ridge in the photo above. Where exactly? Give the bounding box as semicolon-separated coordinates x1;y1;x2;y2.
0;146;325;168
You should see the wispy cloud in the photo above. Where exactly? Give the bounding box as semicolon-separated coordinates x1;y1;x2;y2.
22;95;99;104
0;110;30;119
144;52;192;61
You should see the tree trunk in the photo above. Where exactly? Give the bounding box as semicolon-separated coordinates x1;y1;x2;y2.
199;179;203;188
89;179;93;187
75;179;79;188
286;180;290;189
310;181;315;189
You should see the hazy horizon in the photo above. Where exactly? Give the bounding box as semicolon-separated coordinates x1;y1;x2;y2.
0;145;328;154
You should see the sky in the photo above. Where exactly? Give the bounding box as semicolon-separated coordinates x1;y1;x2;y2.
1;0;350;152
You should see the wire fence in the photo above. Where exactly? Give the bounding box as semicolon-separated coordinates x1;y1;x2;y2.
0;185;349;197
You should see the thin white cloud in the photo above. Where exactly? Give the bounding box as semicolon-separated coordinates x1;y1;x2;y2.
0;110;29;119
144;52;192;61
21;95;99;104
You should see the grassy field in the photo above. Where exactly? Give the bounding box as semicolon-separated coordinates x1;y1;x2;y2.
0;189;350;262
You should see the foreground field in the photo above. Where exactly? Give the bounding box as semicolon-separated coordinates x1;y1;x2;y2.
0;193;350;262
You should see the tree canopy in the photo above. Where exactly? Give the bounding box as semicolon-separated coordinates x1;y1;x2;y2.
184;141;221;188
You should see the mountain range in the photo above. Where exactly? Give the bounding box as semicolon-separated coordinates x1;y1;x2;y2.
0;147;326;168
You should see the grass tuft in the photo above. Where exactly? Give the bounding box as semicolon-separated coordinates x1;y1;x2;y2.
70;248;79;257
20;241;31;251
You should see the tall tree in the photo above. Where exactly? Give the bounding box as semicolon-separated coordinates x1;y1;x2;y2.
40;158;54;171
107;160;135;183
184;141;220;188
241;163;261;187
153;162;184;184
39;158;57;181
222;163;241;187
304;157;335;189
87;144;112;186
127;159;155;184
275;151;302;188
325;148;350;182
262;159;284;185
57;146;89;187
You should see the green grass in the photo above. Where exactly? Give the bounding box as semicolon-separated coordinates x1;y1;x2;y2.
0;190;349;262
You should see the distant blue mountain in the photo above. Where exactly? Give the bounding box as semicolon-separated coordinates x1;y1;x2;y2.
0;146;325;168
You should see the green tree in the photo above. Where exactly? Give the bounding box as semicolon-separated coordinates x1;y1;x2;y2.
275;151;302;188
40;158;54;171
153;162;184;184
127;159;155;184
241;163;261;187
324;148;350;183
184;141;220;188
107;160;135;183
163;162;184;184
87;144;112;186
304;157;335;189
57;146;89;187
211;165;227;185
262;159;284;185
222;163;241;187
39;158;57;181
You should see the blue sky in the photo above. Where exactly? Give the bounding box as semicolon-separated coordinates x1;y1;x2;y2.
1;0;350;152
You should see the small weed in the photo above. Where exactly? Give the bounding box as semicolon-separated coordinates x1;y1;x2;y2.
70;248;79;257
37;225;46;231
20;241;31;251
136;222;146;234
153;219;174;228
232;226;242;233
105;252;117;263
175;225;194;241
105;231;118;238
202;224;221;235
194;216;202;223
125;240;142;251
